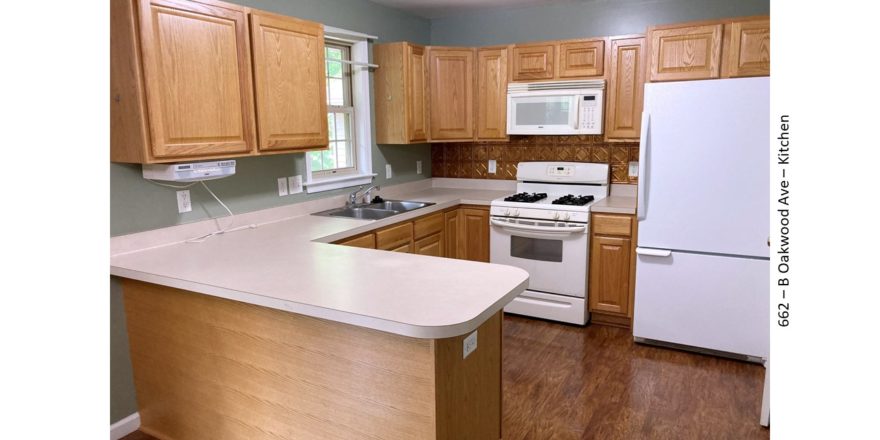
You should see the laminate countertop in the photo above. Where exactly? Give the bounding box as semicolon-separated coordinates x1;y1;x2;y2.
110;187;528;339
590;196;637;215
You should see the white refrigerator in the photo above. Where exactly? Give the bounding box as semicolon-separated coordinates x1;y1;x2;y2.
633;77;769;361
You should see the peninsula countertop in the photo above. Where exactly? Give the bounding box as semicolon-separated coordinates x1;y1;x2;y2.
110;187;528;339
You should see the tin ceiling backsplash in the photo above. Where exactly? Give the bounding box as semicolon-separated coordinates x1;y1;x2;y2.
431;135;639;184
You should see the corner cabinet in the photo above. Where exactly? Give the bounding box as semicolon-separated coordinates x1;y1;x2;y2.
374;42;428;144
588;213;637;328
605;35;646;141
110;0;328;163
427;47;476;142
475;46;509;141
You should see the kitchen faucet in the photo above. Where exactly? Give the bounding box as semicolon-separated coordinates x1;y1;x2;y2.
348;184;380;206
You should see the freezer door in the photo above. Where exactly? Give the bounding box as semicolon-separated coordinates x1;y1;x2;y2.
633;250;769;359
638;78;769;258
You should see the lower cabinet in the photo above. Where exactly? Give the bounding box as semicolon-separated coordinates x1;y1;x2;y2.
337;233;376;249
444;209;461;259
414;232;444;257
588;213;637;328
376;222;414;253
460;207;490;263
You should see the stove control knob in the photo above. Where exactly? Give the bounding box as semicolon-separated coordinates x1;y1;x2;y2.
562;213;571;221
553;212;560;220
503;209;510;216
513;209;520;217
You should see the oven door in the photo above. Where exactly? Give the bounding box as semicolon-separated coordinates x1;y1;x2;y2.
489;217;589;297
507;93;579;135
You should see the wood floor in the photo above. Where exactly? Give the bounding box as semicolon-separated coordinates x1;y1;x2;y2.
123;314;768;440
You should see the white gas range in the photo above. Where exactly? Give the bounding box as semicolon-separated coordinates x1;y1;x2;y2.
490;161;610;325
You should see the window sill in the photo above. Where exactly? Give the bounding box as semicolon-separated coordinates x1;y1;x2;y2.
304;173;377;194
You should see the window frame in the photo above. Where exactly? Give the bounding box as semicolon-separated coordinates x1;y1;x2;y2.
304;30;376;193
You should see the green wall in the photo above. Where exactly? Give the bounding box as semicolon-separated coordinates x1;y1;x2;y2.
430;0;769;46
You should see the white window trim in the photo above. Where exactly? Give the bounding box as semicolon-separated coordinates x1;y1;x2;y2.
305;28;375;194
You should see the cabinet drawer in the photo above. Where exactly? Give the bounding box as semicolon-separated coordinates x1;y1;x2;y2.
376;222;414;250
336;233;375;249
592;214;633;236
413;213;444;239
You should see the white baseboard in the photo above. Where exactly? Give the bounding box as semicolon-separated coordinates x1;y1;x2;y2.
110;412;140;440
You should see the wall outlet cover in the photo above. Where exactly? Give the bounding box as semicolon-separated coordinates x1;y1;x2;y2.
463;330;478;359
417;160;422;175
277;177;289;196
628;161;639;177
176;190;192;213
488;159;497;174
385;164;393;179
288;175;303;194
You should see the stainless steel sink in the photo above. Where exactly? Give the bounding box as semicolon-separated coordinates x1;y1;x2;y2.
312;199;435;220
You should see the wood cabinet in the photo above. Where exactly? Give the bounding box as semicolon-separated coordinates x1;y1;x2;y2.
605;35;646;141
648;23;723;82
374;42;428;144
337;233;376;249
475;46;509;140
414;233;444;257
726;19;770;77
414;213;445;257
557;39;605;78
427;47;475;141
445;209;462;259
589;213;637;327
511;43;555;81
250;11;328;151
460;207;490;262
111;0;328;163
376;222;414;253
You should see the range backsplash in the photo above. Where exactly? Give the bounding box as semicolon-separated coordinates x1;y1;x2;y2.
431;135;639;184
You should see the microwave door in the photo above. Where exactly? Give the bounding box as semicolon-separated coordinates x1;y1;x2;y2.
508;94;576;134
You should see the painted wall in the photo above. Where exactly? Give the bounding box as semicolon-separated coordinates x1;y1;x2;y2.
109;0;431;424
430;0;769;46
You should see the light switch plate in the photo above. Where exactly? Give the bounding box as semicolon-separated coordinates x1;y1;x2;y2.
488;160;497;174
463;330;478;359
176;190;192;213
288;175;303;194
628;161;639;178
386;164;393;179
277;177;289;196
416;160;422;175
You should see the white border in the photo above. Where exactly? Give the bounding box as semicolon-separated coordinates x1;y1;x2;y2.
110;412;140;440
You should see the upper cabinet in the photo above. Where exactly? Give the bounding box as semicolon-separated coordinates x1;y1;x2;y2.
111;0;328;163
557;39;605;78
605;35;646;141
726;19;770;77
250;11;328;151
511;43;555;81
475;46;509;140
427;47;475;141
374;42;428;144
648;16;770;82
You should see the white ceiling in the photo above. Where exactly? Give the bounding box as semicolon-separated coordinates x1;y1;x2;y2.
369;0;570;19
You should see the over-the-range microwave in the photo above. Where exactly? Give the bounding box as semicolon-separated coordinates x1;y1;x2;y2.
506;80;605;135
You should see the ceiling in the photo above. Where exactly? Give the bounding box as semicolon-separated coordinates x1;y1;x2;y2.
369;0;571;19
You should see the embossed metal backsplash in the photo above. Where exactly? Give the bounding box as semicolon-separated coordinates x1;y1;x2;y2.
431;135;639;184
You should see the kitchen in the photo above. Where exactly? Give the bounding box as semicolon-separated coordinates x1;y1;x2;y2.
4;0;869;439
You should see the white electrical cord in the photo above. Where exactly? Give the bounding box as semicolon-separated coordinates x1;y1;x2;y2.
146;179;257;243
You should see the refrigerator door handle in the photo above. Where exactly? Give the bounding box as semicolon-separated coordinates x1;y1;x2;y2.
635;247;672;257
637;112;650;220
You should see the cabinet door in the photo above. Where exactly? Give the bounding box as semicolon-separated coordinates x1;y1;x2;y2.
445;209;461;259
461;208;490;262
414;232;444;257
557;40;604;78
250;11;328;151
406;44;429;142
511;44;555;81
605;37;646;140
649;24;722;82
589;235;632;315
137;0;255;159
376;222;414;251
428;48;475;141
727;19;770;78
475;47;509;140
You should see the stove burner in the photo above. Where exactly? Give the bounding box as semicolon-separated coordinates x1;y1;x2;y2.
551;194;595;206
504;192;548;203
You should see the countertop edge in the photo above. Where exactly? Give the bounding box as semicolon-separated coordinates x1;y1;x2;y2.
111;266;529;339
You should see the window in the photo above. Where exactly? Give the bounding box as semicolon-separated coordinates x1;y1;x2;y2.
304;30;375;193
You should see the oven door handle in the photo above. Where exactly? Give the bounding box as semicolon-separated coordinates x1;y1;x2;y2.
490;219;586;234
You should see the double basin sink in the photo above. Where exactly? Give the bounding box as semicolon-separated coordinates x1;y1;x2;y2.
313;200;435;220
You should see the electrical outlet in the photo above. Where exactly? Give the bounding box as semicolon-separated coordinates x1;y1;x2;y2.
463;330;478;359
288;175;303;194
176;190;192;213
628;161;639;178
416;160;422;175
386;164;393;179
488;159;497;174
277;177;289;196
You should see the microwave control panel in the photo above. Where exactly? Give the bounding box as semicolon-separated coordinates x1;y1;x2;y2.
578;91;603;133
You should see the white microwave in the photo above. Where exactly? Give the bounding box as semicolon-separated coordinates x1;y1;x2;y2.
506;80;605;135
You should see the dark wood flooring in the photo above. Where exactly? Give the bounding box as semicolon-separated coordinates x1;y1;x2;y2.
123;315;768;440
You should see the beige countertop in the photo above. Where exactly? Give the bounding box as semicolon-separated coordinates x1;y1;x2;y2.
110;186;528;339
590;195;637;215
